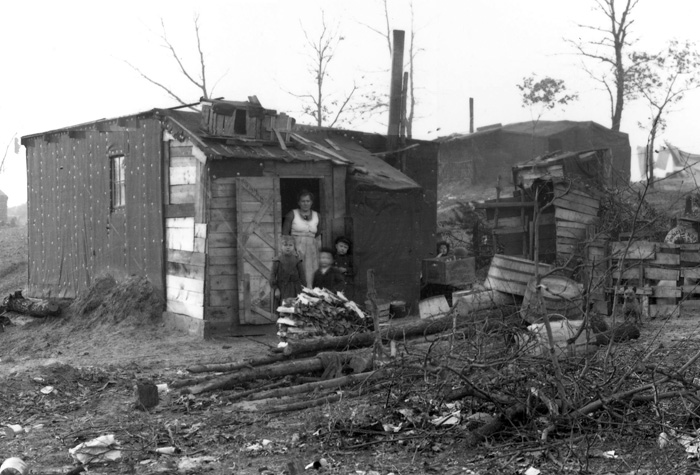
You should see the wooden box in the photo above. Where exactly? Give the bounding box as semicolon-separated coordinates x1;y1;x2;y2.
422;257;476;286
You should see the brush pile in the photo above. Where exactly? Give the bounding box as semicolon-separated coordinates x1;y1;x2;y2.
277;287;370;343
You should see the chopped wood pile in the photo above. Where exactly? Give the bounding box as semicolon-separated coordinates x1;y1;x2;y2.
276;287;370;344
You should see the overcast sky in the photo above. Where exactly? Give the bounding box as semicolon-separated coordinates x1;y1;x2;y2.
1;0;699;206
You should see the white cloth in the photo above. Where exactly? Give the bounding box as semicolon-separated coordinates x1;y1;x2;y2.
290;209;320;285
291;209;319;236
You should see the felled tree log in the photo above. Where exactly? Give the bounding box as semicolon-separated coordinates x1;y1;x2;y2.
247;370;382;402
186;354;287;374
3;292;60;317
280;312;459;357
185;356;326;395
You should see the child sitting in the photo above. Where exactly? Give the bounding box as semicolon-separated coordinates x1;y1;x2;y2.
436;240;451;259
333;236;354;298
270;236;306;306
313;247;345;293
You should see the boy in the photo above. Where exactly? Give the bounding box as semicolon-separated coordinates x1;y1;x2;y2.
312;247;345;293
333;236;354;298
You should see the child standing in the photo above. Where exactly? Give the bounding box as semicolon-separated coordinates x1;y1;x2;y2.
333;236;354;299
312;247;345;293
271;236;306;306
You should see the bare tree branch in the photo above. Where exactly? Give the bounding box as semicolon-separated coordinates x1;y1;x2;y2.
124;60;191;106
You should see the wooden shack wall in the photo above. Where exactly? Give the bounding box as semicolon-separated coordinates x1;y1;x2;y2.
24;119;164;298
163;138;208;324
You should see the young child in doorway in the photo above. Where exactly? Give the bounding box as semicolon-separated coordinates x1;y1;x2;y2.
270;235;306;308
313;247;345;293
333;236;354;299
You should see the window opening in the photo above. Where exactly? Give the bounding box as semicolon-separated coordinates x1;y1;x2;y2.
110;154;126;211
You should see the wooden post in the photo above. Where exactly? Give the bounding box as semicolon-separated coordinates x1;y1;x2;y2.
386;30;406;153
492;176;502;254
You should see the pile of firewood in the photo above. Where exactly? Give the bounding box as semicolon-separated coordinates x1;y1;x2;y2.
276;288;370;342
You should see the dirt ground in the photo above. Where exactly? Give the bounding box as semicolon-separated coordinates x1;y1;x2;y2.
3;224;700;474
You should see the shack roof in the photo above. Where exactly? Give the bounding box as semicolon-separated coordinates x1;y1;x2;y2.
437;120;627;143
21;106;421;192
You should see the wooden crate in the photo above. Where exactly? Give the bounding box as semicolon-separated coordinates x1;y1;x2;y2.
422;257;476;286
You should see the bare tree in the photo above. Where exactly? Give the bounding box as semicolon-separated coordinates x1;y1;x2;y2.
569;0;641;131
292;12;357;128
125;14;216;106
631;41;700;186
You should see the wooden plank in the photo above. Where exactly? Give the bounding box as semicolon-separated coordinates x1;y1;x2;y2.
682;285;700;295
166;217;195;229
645;267;679;281
554;186;600;209
210;209;236;222
554;219;589;230
680;244;700;252
208;232;236;248
194;237;206;253
612;267;643;281
167;299;203;319
553;196;599;216
210;196;236;209
167;261;205;280
166;228;194;252
209;264;237;276
210;289;235;307
682;268;700;280
167;274;204;294
556;225;585;240
167;249;205;266
208;247;236;257
680;300;700;310
650;253;680;266
170;166;197;186
209;221;236;234
209;275;237;290
167;287;204;306
195;223;207;239
555;207;597;224
165;203;195;218
170;184;196;204
170;156;197;167
652;286;681;298
611;241;656;260
474;201;536;209
211;183;236;197
170;145;194;158
556;243;576;255
681;252;700;264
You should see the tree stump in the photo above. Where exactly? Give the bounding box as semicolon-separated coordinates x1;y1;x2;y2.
134;380;159;410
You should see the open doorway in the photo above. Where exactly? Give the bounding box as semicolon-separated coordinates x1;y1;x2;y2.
280;178;321;218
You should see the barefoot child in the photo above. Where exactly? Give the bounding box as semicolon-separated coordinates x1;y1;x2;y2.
271;236;306;307
313;247;345;293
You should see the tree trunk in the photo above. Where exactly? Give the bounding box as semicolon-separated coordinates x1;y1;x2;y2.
185;357;326;395
280;311;457;357
3;293;60;317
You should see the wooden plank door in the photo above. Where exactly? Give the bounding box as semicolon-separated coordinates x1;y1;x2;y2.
236;177;281;324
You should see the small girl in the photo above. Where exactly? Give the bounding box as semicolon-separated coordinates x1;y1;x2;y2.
271;236;306;307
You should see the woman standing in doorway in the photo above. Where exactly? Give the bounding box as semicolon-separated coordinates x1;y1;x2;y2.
282;190;321;288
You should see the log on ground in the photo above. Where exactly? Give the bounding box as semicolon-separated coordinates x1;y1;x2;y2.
3;292;60;317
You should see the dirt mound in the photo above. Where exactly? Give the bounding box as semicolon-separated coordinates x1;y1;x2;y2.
70;274;164;326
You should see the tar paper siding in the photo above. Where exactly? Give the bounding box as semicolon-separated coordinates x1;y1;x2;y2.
25;118;164;298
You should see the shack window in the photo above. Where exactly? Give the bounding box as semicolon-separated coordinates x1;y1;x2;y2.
234;109;247;135
110;154;126;211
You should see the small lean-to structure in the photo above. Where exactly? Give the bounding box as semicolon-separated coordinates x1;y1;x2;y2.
21;98;439;337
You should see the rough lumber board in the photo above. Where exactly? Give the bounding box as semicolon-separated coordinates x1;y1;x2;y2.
167;287;204;306
165;204;195;218
167;299;204;319
681;252;700;265
209;275;237;290
167;261;205;280
169;166;197;185
555;207;597;224
553;187;600;209
170;184;196;204
474;201;535;209
644;267;680;281
611;241;656;260
167;274;204;293
682;285;700;295
166;228;194;252
553;196;599;216
652;286;681;298
167;249;206;266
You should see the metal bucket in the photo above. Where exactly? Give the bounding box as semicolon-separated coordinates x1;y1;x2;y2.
0;457;28;475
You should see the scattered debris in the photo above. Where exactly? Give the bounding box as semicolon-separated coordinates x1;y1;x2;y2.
0;457;27;475
69;434;122;465
2;290;60;317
